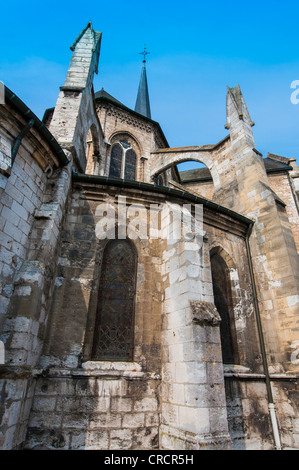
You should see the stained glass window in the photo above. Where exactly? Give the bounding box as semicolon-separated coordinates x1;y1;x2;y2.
119;140;131;149
109;144;122;178
124;149;137;180
108;139;137;180
92;239;137;361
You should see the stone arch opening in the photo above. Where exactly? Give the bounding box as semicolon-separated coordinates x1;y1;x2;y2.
153;156;215;197
210;246;239;364
177;159;214;199
177;160;212;182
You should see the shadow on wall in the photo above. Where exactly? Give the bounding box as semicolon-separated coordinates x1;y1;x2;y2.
24;188;161;450
224;379;246;450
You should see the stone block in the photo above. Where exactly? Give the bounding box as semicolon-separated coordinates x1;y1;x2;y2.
4;220;23;243
134;397;158;412
11;200;28;221
122;413;145;429
132;426;159;449
32;396;56;412
81;396;110;413
111;397;132;413
85;430;109;450
62;412;90;429
162;382;184;406
178;405;210;434
176;361;207;384
69;430;87;450
1;205;20;227
110;429;133;449
29;411;63;428
88;413;121;429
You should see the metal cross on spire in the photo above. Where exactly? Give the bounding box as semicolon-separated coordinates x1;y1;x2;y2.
135;45;151;118
139;45;150;63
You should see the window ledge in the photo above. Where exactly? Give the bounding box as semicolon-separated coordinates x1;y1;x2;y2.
81;360;144;377
223;364;265;379
82;360;141;371
33;362;161;381
223;364;250;374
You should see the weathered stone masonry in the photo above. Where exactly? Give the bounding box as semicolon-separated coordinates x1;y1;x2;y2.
0;22;298;450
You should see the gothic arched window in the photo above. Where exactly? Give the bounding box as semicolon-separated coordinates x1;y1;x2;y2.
210;251;238;364
109;140;137;180
91;239;137;361
109;143;123;178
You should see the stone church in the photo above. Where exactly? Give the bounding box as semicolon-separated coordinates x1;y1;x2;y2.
0;21;299;450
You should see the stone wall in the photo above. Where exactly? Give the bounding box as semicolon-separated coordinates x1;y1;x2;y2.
160;231;230;449
39;184;163;370
23;178;256;450
1;23;299;451
25;368;160;450
96;100;167;182
183;180;214;201
0;130;47;320
24;183;164;449
268;172;299;253
224;376;299;450
0;100;71;449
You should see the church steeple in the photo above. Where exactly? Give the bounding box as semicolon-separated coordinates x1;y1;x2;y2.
135;47;151;119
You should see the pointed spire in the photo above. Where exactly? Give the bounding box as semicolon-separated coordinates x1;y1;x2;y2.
135;47;151;119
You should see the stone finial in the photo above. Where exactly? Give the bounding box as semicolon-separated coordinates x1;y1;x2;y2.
225;85;255;129
64;22;102;89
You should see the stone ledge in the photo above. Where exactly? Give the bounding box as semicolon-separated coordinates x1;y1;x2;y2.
82;360;142;372
32;363;161;381
0;365;32;379
223;364;298;380
160;424;232;450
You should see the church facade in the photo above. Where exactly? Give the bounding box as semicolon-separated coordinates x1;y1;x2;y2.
0;22;299;450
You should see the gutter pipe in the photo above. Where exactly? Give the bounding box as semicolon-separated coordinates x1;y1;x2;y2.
4;86;69;167
245;223;282;450
11;119;35;163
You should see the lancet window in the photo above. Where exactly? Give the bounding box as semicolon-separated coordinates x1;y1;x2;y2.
91;239;137;361
210;250;237;364
109;139;137;180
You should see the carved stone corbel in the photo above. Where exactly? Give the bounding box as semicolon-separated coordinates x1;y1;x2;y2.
190;300;221;327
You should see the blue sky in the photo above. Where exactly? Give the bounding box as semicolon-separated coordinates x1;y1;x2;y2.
1;0;299;166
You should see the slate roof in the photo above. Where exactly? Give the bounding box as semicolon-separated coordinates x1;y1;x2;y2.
94;88;169;148
180;156;293;182
94;88;124;106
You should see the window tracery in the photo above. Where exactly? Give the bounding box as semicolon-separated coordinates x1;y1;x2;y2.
109;139;137;180
91;239;137;361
